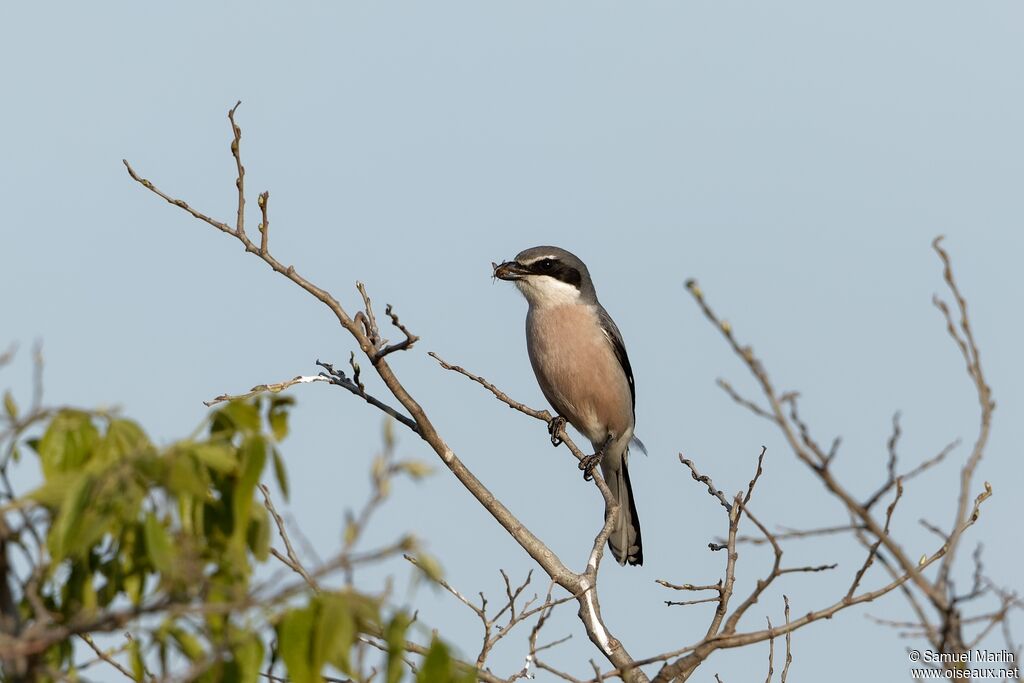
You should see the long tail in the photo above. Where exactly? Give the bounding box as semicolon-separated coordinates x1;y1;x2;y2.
600;448;643;566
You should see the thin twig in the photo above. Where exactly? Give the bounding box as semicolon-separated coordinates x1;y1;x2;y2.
78;634;137;681
259;484;319;591
204;374;327;407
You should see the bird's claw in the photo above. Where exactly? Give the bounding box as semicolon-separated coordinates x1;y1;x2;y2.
548;416;567;447
578;451;604;481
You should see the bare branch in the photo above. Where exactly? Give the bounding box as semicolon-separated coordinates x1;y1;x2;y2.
716;379;775;422
78;634;137;681
682;275;947;610
376;304;419;360
743;446;767;506
678;455;732;512
656;580;722;593
665;596;720;608
932;236;995;601
732;523;865;546
257;190;270;255
781;596;793;683
227;101;246;236
848;479;902;599
204;374;328;407
260;484;319;591
316;360;418;432
428;353;551;425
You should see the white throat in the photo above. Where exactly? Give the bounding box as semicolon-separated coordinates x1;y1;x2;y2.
515;275;582;308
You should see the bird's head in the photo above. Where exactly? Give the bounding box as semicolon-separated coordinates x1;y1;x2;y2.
493;246;594;307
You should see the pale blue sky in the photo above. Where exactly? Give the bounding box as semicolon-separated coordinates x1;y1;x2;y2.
2;2;1022;680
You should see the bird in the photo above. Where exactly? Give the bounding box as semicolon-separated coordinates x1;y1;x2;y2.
493;246;643;566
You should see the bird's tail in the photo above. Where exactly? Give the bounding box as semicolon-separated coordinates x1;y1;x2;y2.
601;448;643;566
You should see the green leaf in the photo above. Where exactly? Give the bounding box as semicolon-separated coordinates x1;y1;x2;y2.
272;447;290;501
27;473;77;507
371;454;388;481
178;494;195;536
3;390;17;420
167;452;212;497
192;442;238;474
169;626;205;662
96;418;152;462
37;410;99;478
347;590;383;628
384;612;411;683
247;505;271;562
49;473;93;562
233;634;264;683
232;436;267;546
268;396;292;441
397;460;433;480
317;594;356;675
144;512;174;575
410;552;444;585
74;514;116;562
81;572;98;612
124;573;143;605
268;416;288;442
63;561;98;615
213;401;261;437
129;637;145;680
416;638;453;683
278;606;317;683
205;574;238;637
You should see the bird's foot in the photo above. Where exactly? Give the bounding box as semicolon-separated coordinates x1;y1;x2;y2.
579;435;614;481
548;415;567;447
578;452;603;481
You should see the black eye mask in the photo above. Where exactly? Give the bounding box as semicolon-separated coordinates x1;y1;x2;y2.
527;259;582;288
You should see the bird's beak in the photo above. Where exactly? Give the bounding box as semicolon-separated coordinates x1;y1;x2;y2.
493;260;530;281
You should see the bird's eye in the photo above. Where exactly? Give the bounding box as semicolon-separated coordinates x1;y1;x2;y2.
538;259;554;271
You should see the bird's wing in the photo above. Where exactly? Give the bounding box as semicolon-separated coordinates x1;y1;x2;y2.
596;305;636;416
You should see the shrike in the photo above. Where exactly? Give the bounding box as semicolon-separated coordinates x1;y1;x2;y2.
494;246;643;566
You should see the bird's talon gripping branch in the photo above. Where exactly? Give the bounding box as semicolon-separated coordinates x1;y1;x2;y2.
549;415;567;447
579;451;604;481
580;434;615;481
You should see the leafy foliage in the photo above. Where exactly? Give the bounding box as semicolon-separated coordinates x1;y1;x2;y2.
0;386;469;682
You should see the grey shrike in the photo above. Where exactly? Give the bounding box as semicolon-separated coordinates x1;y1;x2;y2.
494;246;643;566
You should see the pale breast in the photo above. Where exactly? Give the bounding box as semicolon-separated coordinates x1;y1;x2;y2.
526;304;634;445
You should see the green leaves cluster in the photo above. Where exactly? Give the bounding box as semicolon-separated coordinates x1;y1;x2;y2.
273;593;474;683
21;398;293;677
30;399;290;598
2;394;472;682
